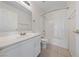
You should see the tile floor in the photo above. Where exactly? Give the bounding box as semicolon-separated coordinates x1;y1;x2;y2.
39;44;71;57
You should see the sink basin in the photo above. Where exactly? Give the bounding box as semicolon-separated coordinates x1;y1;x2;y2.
20;32;26;36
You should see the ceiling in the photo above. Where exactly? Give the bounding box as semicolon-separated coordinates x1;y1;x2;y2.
31;1;68;14
3;1;31;14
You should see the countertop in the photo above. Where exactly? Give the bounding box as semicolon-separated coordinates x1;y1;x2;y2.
0;32;40;50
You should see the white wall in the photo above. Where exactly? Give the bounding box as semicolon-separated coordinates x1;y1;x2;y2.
18;9;32;31
30;1;79;56
67;2;79;57
31;2;44;33
0;2;18;32
31;2;69;49
67;2;76;56
0;2;32;32
44;9;69;49
75;2;79;56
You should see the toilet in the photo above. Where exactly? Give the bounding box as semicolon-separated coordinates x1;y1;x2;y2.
41;38;48;49
41;30;48;48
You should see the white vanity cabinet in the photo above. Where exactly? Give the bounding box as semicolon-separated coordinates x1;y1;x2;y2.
0;35;41;57
34;36;41;57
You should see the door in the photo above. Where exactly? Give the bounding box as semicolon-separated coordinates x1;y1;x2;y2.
68;11;76;56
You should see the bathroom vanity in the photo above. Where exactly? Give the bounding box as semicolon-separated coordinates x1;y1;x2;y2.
0;32;41;57
0;2;41;57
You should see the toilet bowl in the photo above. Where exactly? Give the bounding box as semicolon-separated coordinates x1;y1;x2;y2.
41;39;48;49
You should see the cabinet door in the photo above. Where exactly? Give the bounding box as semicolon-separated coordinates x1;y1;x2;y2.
0;44;21;57
19;36;41;57
19;39;35;57
34;36;41;57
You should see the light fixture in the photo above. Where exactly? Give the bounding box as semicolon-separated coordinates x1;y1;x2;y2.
42;1;46;3
23;1;30;6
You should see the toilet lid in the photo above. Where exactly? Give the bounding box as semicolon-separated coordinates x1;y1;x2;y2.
41;39;48;42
